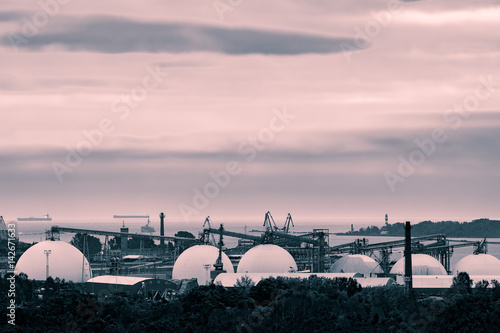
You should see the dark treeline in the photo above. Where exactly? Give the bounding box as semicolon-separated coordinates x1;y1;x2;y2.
346;218;500;238
2;274;500;332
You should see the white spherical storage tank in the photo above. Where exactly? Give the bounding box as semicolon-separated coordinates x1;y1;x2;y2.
454;254;500;275
329;254;383;277
237;244;297;274
172;245;234;285
390;254;447;275
15;240;92;282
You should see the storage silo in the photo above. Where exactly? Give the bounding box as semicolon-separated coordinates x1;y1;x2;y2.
237;244;297;274
390;254;447;275
172;245;234;285
15;240;92;282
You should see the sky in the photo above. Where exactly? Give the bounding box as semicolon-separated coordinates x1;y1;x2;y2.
1;0;500;225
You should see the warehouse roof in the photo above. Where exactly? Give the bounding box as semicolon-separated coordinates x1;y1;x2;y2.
86;275;152;286
214;272;363;287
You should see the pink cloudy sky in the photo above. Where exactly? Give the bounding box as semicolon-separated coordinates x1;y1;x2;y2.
1;0;499;225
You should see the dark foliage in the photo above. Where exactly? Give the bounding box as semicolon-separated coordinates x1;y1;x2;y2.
451;272;473;294
174;231;197;253
174;231;196;239
128;237;156;249
2;274;500;332
70;233;102;258
346;218;500;238
109;236;156;250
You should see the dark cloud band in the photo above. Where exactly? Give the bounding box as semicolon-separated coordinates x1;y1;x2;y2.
1;16;359;55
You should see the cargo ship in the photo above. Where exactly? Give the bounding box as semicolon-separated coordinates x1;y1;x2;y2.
141;218;156;233
17;214;52;221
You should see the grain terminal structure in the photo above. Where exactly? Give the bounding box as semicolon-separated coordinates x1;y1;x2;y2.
8;213;500;297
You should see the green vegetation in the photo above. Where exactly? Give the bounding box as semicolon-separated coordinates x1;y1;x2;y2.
2;274;500;332
175;231;197;253
344;218;500;238
70;233;102;257
0;240;33;262
174;231;196;239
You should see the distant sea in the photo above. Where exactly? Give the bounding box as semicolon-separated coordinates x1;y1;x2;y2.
9;219;500;270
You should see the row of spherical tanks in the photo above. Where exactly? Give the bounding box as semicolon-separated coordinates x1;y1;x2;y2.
173;245;500;285
14;241;500;285
172;244;298;285
14;241;298;285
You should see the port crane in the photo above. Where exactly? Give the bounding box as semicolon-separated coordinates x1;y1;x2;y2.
262;211;295;234
283;213;295;234
203;213;329;272
202;216;217;246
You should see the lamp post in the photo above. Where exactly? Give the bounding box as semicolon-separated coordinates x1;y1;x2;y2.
44;250;52;279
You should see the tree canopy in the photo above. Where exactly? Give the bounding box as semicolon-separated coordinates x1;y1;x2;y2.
70;233;102;258
346;218;500;238
2;274;500;332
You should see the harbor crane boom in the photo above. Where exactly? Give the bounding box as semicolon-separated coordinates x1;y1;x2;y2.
203;216;217;246
283;213;294;234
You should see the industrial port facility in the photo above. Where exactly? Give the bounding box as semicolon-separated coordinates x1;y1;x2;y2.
5;213;500;298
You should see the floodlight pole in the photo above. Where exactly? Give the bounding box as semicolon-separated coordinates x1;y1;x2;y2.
203;264;211;286
44;250;52;279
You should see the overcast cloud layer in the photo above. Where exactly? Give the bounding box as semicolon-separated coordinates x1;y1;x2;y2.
1;0;499;224
2;16;356;55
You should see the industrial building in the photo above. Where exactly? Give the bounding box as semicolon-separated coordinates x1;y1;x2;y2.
396;275;500;293
9;212;500;297
214;272;395;288
85;275;181;299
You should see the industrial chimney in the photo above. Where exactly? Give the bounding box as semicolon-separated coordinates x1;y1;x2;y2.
120;222;129;254
404;221;413;293
160;212;165;251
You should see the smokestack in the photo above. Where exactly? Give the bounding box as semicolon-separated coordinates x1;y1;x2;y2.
120;225;129;255
404;221;413;293
160;212;165;250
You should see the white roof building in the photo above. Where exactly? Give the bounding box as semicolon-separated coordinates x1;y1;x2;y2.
87;275;152;285
237;244;298;274
329;254;383;277
15;240;92;282
454;254;500;275
214;272;394;288
85;275;179;296
396;275;500;289
390;254;447;276
172;245;234;285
